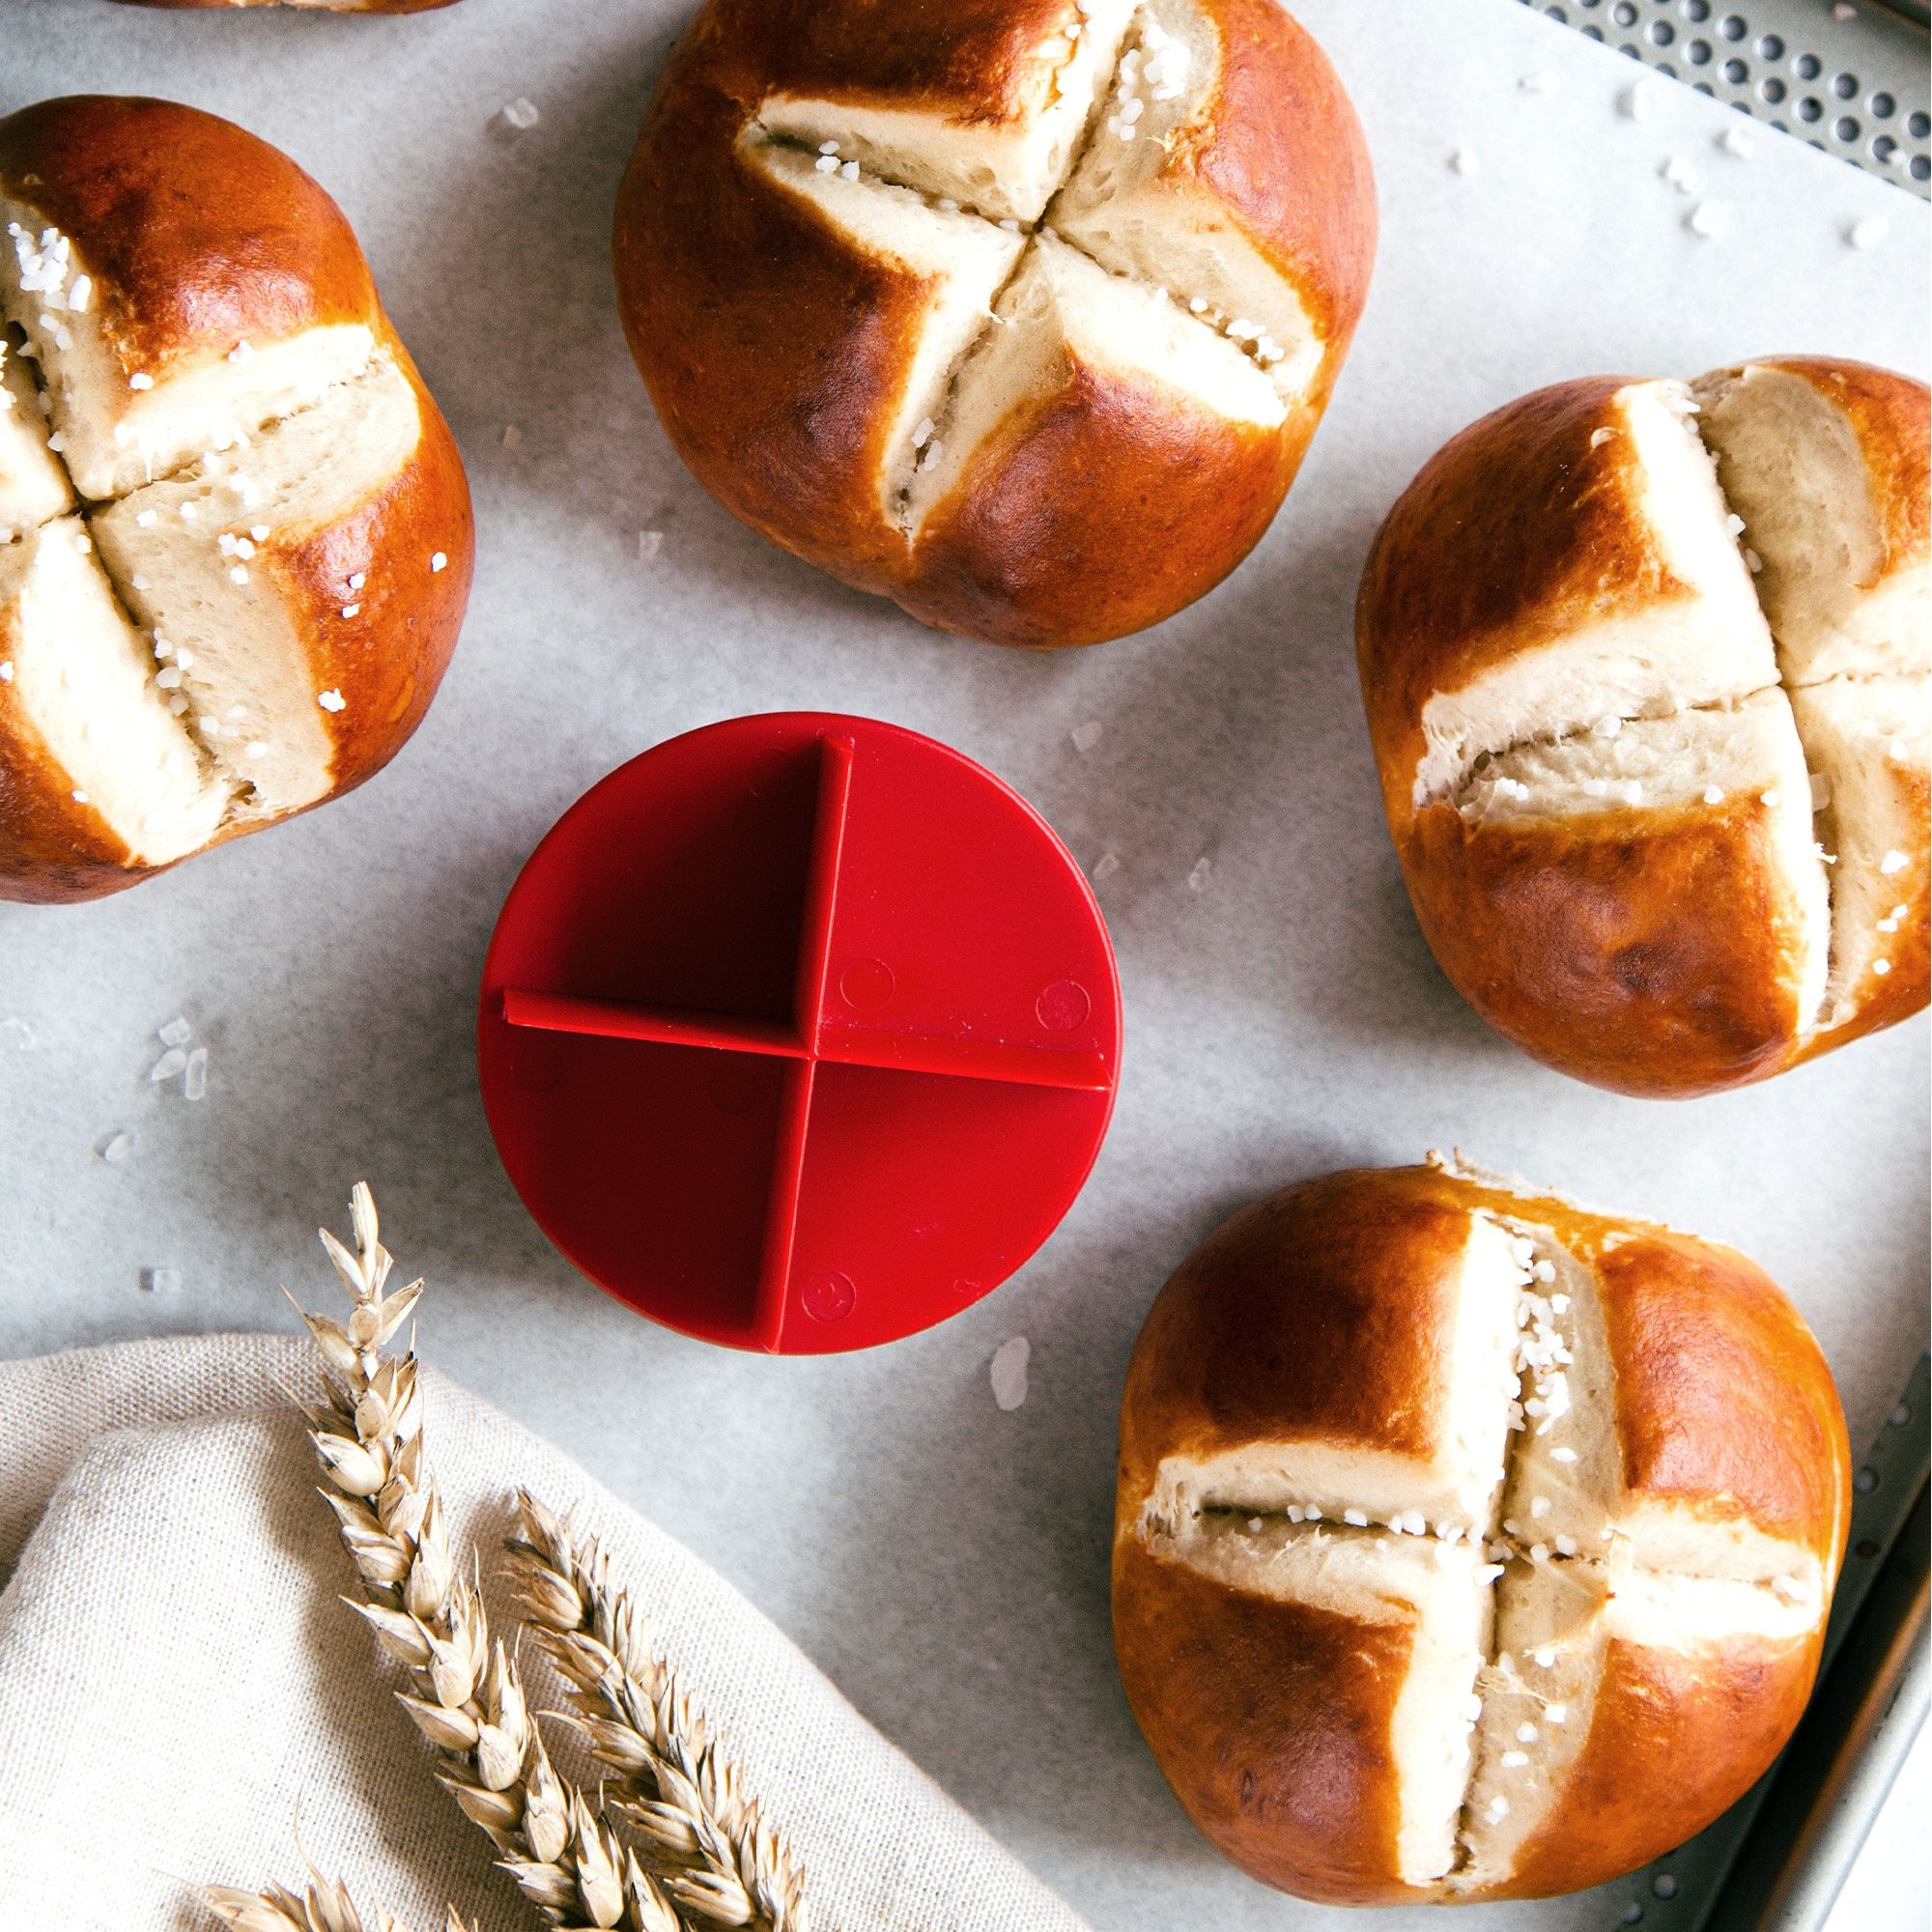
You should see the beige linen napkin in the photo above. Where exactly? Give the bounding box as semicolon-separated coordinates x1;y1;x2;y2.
0;1335;1090;1932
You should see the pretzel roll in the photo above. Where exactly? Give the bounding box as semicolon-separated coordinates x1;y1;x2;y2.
0;97;471;903
1114;1154;1850;1905
615;0;1375;648
1356;359;1928;1094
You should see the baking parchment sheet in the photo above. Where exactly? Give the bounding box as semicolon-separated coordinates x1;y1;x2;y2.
2;3;1926;1927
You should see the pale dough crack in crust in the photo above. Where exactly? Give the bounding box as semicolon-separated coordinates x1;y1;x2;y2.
0;96;469;905
738;0;1318;541
1403;371;1927;1045
1136;1199;1832;1892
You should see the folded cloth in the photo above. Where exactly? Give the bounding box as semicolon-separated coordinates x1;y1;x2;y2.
0;1335;1091;1932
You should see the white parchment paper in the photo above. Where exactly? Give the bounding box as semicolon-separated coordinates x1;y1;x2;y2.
2;3;1926;1928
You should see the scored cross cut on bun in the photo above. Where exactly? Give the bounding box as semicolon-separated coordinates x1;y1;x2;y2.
616;0;1375;648
0;96;472;903
1113;1156;1851;1905
1356;358;1928;1096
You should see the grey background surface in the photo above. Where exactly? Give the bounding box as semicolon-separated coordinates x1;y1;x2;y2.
2;3;1926;1928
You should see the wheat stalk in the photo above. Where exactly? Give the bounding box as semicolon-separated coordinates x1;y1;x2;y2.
203;1868;475;1932
291;1184;679;1932
505;1495;807;1932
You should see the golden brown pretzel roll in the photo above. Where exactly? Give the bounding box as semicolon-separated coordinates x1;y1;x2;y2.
614;0;1375;648
1356;359;1928;1095
0;97;471;903
1113;1154;1851;1905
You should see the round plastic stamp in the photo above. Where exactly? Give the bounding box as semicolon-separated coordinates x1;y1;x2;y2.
478;712;1122;1353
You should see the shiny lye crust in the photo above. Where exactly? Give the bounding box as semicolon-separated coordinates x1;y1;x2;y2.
0;97;472;902
1356;359;1929;1095
1113;1158;1851;1905
615;0;1375;647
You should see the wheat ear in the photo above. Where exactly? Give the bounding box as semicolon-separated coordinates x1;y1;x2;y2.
203;1869;474;1932
293;1183;679;1932
505;1495;807;1932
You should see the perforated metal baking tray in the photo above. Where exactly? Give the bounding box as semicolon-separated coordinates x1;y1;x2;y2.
1522;0;1931;196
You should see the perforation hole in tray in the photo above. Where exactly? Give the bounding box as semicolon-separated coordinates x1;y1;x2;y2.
1520;0;1930;193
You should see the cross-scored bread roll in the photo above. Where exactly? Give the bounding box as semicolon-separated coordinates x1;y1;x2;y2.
1114;1154;1850;1905
0;96;471;903
615;0;1375;648
1357;359;1928;1094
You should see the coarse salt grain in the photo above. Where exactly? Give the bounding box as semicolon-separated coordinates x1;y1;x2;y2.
151;1046;188;1082
1688;201;1727;238
1849;217;1888;250
142;1266;183;1295
128;372;155;391
1070;720;1102;753
99;1130;132;1164
1450;148;1479;176
1343;1509;1369;1526
341;603;360;619
135;509;157;527
1880;849;1908;874
989;1335;1030;1410
1092;851;1120;880
228;565;248;585
183;1047;208;1101
319;689;346;712
1872;958;1891;977
1187;856;1212;893
71;789;89;804
1551;1445;1577;1463
1501;1750;1530;1768
244;741;267;759
1720;124;1755;157
1621;81;1654;120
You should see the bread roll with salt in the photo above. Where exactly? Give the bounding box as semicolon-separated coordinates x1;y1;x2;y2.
1113;1154;1850;1905
1356;358;1927;1095
615;0;1375;647
0;96;471;903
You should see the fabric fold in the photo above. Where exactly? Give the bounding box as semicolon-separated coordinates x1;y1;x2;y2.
0;1335;1089;1932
